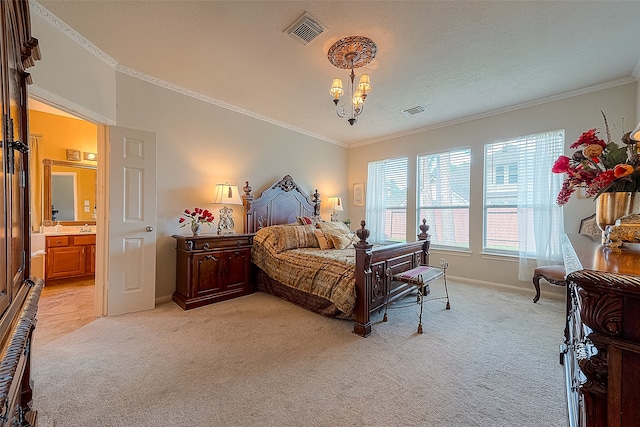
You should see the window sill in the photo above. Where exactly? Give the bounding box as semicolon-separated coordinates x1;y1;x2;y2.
480;252;519;262
430;247;472;257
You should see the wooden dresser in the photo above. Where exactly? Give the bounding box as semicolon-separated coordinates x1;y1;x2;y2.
561;233;640;427
172;234;254;310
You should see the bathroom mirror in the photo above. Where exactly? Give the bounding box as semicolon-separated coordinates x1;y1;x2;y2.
42;159;97;226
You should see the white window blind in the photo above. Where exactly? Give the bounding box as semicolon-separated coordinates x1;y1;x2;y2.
366;157;408;243
483;130;564;257
417;149;470;248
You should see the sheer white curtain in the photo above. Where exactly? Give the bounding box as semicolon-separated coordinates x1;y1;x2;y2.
366;160;387;243
517;130;565;281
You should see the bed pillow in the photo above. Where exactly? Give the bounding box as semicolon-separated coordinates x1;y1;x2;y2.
275;224;319;253
316;221;351;234
327;232;358;249
296;216;322;226
314;230;334;250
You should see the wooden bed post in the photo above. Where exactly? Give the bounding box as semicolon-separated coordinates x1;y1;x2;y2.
418;218;431;265
353;220;373;337
242;181;253;234
312;189;321;217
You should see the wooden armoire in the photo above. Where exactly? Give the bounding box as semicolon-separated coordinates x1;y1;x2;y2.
0;0;41;425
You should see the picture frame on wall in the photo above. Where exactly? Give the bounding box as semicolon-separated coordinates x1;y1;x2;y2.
353;183;364;206
65;149;81;161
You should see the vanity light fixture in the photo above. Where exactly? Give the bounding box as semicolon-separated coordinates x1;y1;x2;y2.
212;183;242;234
83;152;97;161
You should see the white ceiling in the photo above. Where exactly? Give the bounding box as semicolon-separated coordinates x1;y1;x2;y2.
33;1;640;147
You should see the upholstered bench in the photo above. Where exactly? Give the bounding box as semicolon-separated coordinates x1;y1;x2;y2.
532;265;566;303
386;264;450;334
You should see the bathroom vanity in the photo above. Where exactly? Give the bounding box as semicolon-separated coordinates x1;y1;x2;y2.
45;233;96;281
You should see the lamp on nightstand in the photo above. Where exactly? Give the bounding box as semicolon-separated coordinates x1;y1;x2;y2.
631;121;640;141
326;197;343;222
212;183;242;234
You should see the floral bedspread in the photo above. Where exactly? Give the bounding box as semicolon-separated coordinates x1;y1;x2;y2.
251;227;357;316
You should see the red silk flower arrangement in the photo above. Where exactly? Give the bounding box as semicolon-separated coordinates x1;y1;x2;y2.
552;113;640;205
178;208;214;228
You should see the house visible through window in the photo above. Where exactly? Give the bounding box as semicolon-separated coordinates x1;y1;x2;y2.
418;149;471;248
366;157;408;243
495;165;504;185
508;163;518;184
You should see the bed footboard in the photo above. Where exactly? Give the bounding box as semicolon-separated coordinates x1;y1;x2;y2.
353;220;430;337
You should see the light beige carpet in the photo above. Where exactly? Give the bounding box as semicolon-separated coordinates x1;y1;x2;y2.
32;280;567;427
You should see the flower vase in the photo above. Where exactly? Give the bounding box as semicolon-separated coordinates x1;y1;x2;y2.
191;222;203;236
595;192;640;238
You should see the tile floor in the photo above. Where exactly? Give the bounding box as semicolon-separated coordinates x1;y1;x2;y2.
34;278;96;349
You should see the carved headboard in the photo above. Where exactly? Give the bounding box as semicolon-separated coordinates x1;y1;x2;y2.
243;175;320;233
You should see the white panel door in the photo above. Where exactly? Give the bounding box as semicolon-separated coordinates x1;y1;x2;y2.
107;126;157;315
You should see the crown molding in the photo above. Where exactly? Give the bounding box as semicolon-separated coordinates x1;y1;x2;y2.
29;1;344;148
29;0;640;150
349;76;638;148
29;1;118;68
115;65;344;147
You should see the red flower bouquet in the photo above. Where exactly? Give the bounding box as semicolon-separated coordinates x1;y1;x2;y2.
178;208;214;228
553;113;640;205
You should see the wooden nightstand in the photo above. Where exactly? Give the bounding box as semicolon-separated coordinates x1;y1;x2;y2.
172;233;254;310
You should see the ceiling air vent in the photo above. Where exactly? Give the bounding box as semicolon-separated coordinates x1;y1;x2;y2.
285;12;325;46
402;105;427;117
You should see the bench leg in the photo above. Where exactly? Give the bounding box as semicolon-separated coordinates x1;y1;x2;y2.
417;285;424;334
532;275;541;303
444;274;451;310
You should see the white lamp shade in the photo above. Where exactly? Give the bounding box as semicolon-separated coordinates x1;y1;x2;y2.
212;183;242;205
631;122;640;142
352;90;364;108
326;197;343;212
330;78;344;98
357;74;372;95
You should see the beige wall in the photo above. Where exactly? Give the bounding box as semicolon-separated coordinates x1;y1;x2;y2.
348;82;638;291
113;73;348;299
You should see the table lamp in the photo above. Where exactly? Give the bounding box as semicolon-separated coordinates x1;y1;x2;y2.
212;183;242;234
631;121;640;142
326;196;343;222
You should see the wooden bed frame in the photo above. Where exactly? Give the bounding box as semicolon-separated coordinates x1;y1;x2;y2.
242;175;431;337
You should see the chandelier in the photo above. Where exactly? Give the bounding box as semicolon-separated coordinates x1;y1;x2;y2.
328;36;377;126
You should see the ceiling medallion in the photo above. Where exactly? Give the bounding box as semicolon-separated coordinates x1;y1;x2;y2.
327;36;377;69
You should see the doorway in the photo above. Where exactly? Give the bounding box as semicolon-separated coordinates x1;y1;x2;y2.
29;98;102;343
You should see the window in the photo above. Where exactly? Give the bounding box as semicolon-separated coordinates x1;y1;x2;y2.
483;130;564;255
366;157;408;243
417;149;471;248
